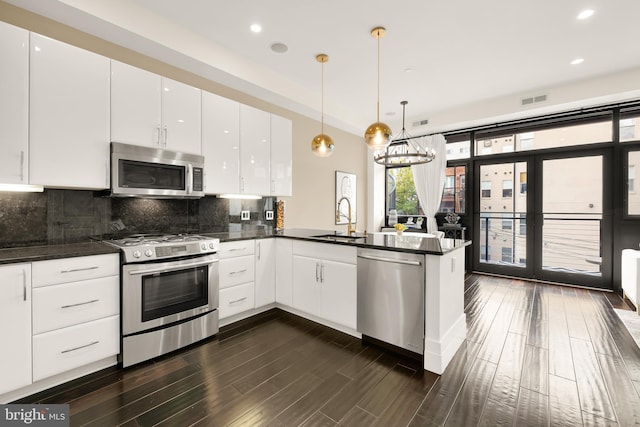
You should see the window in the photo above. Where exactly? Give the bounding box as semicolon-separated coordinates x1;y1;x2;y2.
520;172;527;194
446;140;471;160
502;213;512;230
481;181;491;198
502;247;513;263
502;179;513;198
519;213;526;235
620;118;637;142
439;165;466;213
519;132;534;150
386;167;422;216
629;152;640;215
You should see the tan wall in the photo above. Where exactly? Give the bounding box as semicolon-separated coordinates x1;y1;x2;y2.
0;0;368;231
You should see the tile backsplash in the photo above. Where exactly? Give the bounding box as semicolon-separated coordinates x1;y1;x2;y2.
0;189;276;248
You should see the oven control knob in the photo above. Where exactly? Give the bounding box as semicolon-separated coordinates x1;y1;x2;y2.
209;242;215;249
201;243;207;251
144;249;153;257
132;250;141;259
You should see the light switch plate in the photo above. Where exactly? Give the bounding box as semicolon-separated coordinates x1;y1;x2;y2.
241;210;250;221
265;210;274;220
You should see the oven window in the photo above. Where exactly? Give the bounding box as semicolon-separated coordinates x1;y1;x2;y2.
141;266;208;322
119;159;185;190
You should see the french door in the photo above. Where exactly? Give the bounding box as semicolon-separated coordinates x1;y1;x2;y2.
474;149;612;289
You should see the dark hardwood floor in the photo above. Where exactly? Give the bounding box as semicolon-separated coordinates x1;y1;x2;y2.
18;274;640;426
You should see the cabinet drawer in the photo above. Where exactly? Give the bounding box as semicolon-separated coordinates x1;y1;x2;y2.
219;283;254;319
32;275;119;334
219;240;254;259
33;315;119;381
219;255;255;289
32;254;119;288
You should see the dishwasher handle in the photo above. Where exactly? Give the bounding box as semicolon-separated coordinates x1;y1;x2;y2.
357;254;422;266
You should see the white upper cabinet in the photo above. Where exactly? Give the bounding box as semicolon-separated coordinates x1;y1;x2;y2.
0;22;29;185
30;33;111;189
111;61;201;154
202;91;240;194
240;104;271;195
270;114;292;196
110;61;161;147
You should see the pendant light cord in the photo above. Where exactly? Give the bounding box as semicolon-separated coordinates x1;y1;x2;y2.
321;59;325;134
376;29;381;122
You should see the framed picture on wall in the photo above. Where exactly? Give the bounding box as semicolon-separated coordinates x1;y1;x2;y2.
335;171;356;225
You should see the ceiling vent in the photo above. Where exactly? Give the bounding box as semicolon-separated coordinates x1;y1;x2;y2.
411;118;429;128
521;94;548;106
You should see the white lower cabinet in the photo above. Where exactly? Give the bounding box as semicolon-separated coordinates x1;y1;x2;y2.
31;254;120;382
219;282;255;319
219;240;256;319
292;241;357;330
255;239;276;307
275;239;293;306
32;316;119;382
0;263;32;395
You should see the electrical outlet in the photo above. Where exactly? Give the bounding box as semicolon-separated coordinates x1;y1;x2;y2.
241;210;250;221
265;210;274;220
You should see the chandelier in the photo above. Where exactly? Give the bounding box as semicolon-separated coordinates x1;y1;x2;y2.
373;101;435;166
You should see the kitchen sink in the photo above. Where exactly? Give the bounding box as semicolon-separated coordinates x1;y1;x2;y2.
311;233;366;243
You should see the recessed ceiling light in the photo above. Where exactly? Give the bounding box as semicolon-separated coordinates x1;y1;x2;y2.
271;42;288;54
385;112;396;116
250;24;262;33
577;9;594;20
571;58;584;65
404;68;413;73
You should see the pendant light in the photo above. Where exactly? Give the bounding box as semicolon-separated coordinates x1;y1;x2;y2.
311;53;334;157
374;101;436;166
364;27;392;150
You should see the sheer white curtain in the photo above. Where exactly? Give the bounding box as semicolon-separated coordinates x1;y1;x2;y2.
411;134;447;233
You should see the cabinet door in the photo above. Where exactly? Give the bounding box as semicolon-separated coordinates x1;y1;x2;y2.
255;239;276;307
270;114;292;196
202;91;240;194
110;60;162;147
239;104;270;195
161;77;201;154
292;255;321;317
321;260;357;329
275;238;293;306
30;33;110;189
0;22;29;185
0;263;31;394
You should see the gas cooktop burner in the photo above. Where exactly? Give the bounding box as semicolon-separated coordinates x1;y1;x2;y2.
109;234;209;247
104;233;219;262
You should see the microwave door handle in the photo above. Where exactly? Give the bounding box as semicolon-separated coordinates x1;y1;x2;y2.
128;259;218;276
186;164;193;195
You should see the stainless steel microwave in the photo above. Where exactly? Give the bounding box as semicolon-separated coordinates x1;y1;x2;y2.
110;142;205;198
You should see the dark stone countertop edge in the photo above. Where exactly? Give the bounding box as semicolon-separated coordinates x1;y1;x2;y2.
0;242;121;266
206;228;472;256
0;228;472;265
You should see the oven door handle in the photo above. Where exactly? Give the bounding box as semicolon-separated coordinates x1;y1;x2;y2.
128;259;218;275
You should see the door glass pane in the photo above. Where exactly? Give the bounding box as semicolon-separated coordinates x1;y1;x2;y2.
479;162;527;267
629;151;640;215
542;156;602;276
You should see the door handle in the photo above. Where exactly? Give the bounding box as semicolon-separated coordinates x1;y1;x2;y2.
22;268;27;302
61;299;99;309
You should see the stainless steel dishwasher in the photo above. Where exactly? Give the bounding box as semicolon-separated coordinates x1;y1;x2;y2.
357;248;424;354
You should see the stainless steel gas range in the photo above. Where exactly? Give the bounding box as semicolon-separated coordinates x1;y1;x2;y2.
104;234;220;367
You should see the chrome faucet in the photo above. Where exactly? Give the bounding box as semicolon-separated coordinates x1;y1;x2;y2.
336;196;356;236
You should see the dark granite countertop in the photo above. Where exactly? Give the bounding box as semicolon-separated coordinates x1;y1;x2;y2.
206;228;471;256
0;227;470;265
0;242;121;265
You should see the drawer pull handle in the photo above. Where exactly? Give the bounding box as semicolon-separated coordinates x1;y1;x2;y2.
229;297;247;305
229;248;246;252
228;269;247;276
61;341;99;354
61;299;99;309
61;266;99;274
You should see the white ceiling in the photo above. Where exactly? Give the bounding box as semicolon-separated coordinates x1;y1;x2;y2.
8;0;640;135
